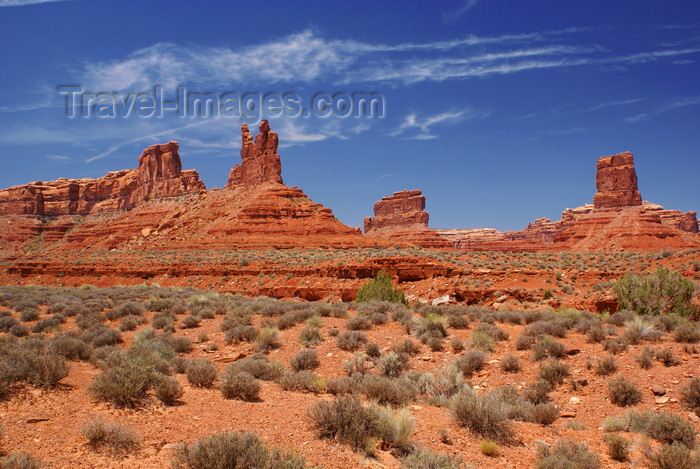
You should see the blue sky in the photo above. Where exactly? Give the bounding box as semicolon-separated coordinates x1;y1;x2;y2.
1;0;699;231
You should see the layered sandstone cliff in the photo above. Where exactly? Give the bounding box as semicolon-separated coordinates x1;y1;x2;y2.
0;142;205;217
364;190;452;248
438;152;698;251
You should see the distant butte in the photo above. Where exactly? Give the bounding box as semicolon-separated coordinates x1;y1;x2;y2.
437;151;698;251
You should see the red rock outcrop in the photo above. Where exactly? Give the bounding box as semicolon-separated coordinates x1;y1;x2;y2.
439;152;698;252
364;190;452;248
225;120;283;188
593;152;642;208
0;142;205;217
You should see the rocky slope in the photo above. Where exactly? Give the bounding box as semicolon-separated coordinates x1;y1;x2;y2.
439;152;699;252
364;190;452;248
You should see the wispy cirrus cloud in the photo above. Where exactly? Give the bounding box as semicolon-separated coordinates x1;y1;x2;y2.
390;110;476;140
78;27;700;90
624;95;700;123
0;0;75;6
442;0;479;22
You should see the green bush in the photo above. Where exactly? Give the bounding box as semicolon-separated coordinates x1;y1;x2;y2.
172;431;308;469
613;267;697;318
356;270;408;305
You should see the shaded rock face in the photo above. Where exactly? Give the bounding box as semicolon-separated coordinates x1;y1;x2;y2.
364;190;452;248
226;120;283;188
0;142;205;217
593;152;642;208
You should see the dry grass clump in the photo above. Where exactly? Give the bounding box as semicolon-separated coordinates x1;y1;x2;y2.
399;448;462;469
185;358;217;388
537;359;570;387
454;350;485;377
337;330;368;351
596;354;617;376
226;354;283;381
277;370;325;393
219;371;260;401
500;354;521;372
0;453;43;469
290;349;319;372
452;389;513;443
608;376;642;407
81;416;141;455
603;433;630;461
536;439;600;469
682;377;700;414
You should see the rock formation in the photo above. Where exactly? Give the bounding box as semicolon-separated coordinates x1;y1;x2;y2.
225;120;283;188
0;142;205;217
364;190;452;248
593;152;642;208
439;152;698;251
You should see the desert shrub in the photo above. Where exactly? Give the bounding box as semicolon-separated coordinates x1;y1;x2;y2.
644;442;700;469
326;375;362;395
81;416;141;454
154;375;184;405
473;322;509;340
290;349;319;371
480;439;500;457
344;352;372;376
226;354;283;381
165;336;192;354
524;319;568;338
673;322;700;343
152;314;174;330
446;314;470;329
452;389;512;442
255;326;282;353
79;325;122;347
378;352;409;378
602;409;654;433
596;354;617;376
608;376;642;407
535;439;599;469
532;336;567;361
276;309;313;331
399;448;462;469
425;336;443;351
377;406;414;452
656;348;680;367
310;395;380;450
219;371;260;401
537;360;570;387
606;309;636;326
469;331;495;352
637;346;655;369
32;314;66;333
364;342;382;358
0;453;43;469
346;315;372;331
682;377;700;412
9;324;29;337
585;323;609;343
421;362;469;406
224;325;258;345
500;354;520;373
116;314;144;332
337;330;367;351
523;380;553;405
180;315;201;329
646;412;696;447
415;314;448;344
171;431;308;469
393;338;420;356
48;334;93;360
529;403;560;425
613;267;697;318
277;370;324;393
603;433;630;462
185;358;217;388
450;337;465;352
89;359;156;407
361;375;417;406
356;270;407;305
298;325;323;347
623;316;664;344
0;316;19;332
105;301;145;320
515;334;536;350
18;309;39;322
603;337;629;354
454;350;485;377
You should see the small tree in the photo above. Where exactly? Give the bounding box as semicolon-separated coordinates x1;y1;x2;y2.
355;270;408;306
613;267;696;318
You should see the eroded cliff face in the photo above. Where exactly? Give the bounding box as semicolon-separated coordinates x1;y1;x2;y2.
364;190;452;248
0;142;205;217
438;152;698;251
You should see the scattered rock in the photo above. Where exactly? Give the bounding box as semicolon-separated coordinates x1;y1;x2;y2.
655;396;670;404
560;410;577;418
569;397;581;405
161;443;184;451
26;416;50;424
651;385;666;396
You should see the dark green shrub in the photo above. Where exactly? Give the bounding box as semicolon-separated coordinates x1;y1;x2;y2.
172;431;308;469
613;267;697;318
452;389;512;442
536;439;599;469
355;270;407;305
219;371;260;401
81;416;141;454
290;349;319;371
608;376;642;407
185;358;217;388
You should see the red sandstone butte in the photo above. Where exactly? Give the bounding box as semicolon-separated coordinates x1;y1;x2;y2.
364;190;452;248
438;152;698;251
0;142;205;217
225;120;283;188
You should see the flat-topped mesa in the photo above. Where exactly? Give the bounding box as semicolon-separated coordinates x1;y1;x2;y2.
225;120;283;188
0;141;204;217
364;189;429;232
364;189;452;248
593;152;642;208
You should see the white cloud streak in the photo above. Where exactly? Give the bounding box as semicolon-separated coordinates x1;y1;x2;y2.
0;0;74;6
390;110;472;140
